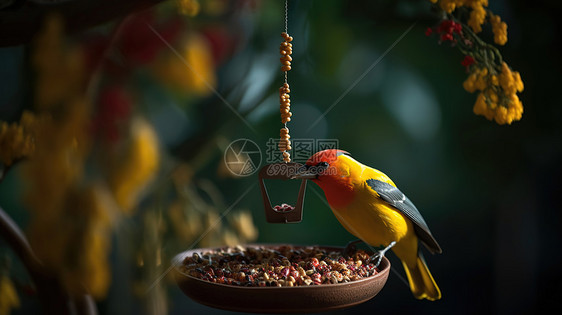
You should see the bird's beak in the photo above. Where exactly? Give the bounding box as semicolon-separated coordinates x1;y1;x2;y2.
292;172;317;180
292;165;317;180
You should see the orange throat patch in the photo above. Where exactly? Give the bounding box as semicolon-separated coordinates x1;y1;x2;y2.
313;177;354;209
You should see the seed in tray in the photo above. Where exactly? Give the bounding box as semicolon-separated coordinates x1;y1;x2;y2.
180;245;378;287
273;203;295;212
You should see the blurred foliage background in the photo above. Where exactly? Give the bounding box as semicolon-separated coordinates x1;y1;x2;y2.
0;0;561;314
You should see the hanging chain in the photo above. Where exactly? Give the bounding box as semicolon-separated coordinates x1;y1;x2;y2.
278;0;293;162
284;0;289;84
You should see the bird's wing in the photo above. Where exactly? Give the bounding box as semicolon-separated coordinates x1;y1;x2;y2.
366;179;442;254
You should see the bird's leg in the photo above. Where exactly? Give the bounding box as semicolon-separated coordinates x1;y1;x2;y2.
342;239;364;257
369;241;396;268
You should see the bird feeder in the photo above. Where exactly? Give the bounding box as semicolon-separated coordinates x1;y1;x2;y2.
258;162;307;223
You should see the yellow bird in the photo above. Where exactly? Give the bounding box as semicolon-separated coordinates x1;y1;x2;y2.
295;149;442;300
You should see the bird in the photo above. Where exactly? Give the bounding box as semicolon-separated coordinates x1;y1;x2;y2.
294;149;442;300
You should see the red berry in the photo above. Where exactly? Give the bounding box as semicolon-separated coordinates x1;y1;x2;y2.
452;22;462;34
461;55;475;67
440;33;454;42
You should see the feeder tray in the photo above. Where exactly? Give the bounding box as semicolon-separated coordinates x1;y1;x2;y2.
258;162;307;223
173;244;390;313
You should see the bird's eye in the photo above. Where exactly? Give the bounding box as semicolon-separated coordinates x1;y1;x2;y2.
317;162;329;169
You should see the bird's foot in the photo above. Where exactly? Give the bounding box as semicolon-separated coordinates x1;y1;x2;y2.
369;241;396;269
342;239;364;257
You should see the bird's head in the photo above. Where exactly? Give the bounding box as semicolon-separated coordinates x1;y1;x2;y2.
294;149;356;207
293;149;348;179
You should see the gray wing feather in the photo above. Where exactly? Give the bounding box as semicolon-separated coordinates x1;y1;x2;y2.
366;179;442;254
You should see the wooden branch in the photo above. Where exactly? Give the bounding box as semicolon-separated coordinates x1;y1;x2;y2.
0;206;96;315
0;206;41;275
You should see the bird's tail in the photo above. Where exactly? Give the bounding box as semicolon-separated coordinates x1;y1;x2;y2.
401;253;441;301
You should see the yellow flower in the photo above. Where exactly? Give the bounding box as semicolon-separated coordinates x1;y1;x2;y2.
0;275;20;315
499;62;516;94
59;186;111;299
489;14;508;45
182;34;217;94
199;210;223;248
494;106;508;125
222;229;240;246
168;201;202;241
0;112;36;166
27;185;112;298
177;0;200;16
432;0;490;13
508;95;523;118
203;0;229;16
475;67;488;91
513;71;524;92
473;92;489;118
487;89;499;104
23;99;90;219
466;61;524;124
442;3;456;14
468;2;487;33
151;34;216;96
230;210;258;242
32;15;85;111
109;117;160;214
493;100;522;125
463;73;477;93
474;91;522;125
437;0;457;13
